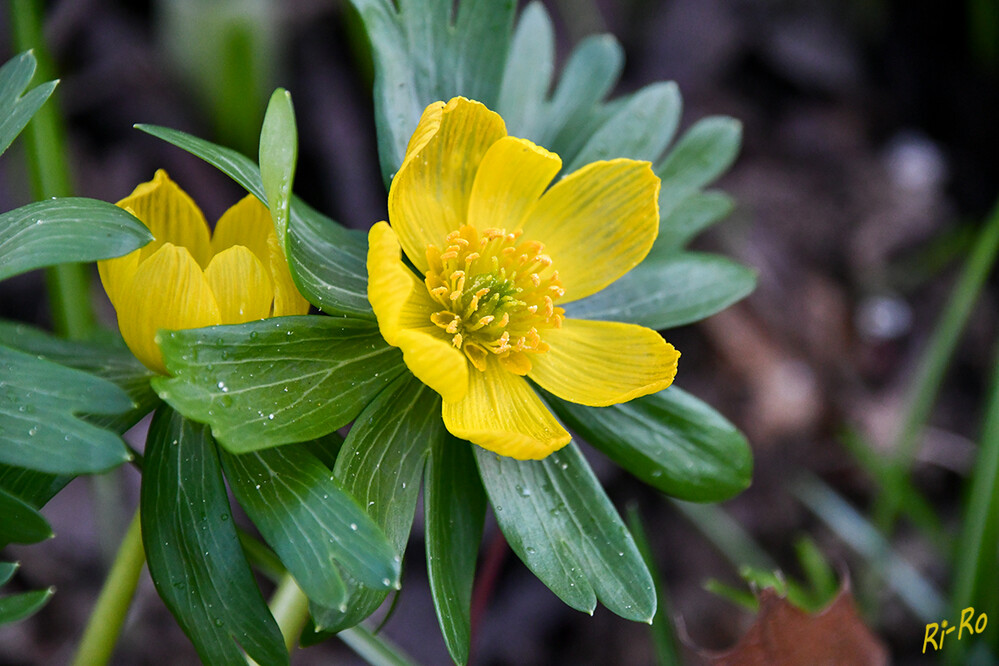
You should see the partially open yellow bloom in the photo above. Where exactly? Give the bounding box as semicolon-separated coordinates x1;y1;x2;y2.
368;97;680;460
99;170;309;373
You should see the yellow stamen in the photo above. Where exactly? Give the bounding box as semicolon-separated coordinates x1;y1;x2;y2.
423;224;564;372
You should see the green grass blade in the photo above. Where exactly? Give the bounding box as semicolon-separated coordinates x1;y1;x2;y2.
947;342;999;663
794;473;945;622
626;505;682;666
877;200;999;532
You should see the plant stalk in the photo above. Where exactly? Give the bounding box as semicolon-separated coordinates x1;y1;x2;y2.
9;0;96;340
71;509;145;666
269;573;310;653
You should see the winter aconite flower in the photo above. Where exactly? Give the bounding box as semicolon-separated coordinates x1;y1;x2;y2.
99;170;309;373
368;97;680;460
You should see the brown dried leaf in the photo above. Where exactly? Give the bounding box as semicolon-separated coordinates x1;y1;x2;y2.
696;584;889;665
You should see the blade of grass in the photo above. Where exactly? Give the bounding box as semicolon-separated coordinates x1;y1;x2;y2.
793;472;945;622
671;500;776;571
626;504;682;666
9;0;95;341
876;200;999;533
839;428;945;550
946;341;999;664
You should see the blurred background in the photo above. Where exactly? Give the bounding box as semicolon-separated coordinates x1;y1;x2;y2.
2;0;998;663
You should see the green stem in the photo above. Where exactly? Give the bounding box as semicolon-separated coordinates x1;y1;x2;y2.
876;201;999;532
9;0;95;340
71;509;145;666
269;573;310;653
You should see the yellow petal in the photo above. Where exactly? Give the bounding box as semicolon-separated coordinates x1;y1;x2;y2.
116;169;213;268
117;243;221;373
267;233;310;316
401;101;445;166
204;245;274;324
442;359;571;460
211;194;273;265
520;159;660;302
368;221;468;402
98;246;140;309
528;318;679;407
388;97;507;272
467;136;562;232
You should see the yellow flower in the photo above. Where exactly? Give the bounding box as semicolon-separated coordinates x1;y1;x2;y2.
368;97;680;460
99;169;309;373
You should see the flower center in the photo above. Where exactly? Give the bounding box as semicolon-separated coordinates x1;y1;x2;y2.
425;225;564;374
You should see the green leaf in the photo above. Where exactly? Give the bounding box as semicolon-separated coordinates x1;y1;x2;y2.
655;190;735;253
298;431;345;470
793;536;839;610
497;5;626;164
141;407;287;666
0;321;159;434
541;34;625;160
0;346;132;474
311;373;438;632
220;444;401;610
703;578;757;611
565;81;681;173
135;124;373;319
495;2;555;142
0;587;53;625
425;432;486;665
656;116;742;216
259;88;297;248
548;387;752;502
0;487;52;545
563;252;756;330
287;200;372;320
154;316;405;453
349;0;517;182
0;562;17;586
474;442;656;622
0;199;151;281
0;465;68;511
0;50;56;157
